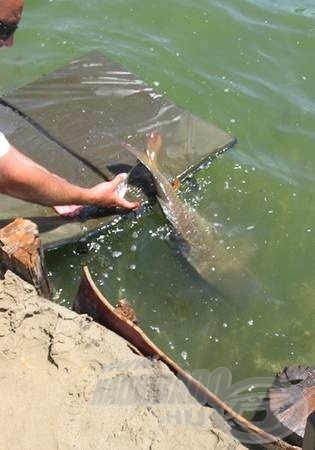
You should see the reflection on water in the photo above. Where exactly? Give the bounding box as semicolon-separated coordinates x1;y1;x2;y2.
3;0;314;384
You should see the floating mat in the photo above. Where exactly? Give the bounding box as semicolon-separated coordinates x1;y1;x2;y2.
0;52;235;249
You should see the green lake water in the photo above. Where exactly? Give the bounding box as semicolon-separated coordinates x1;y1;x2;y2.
2;0;314;386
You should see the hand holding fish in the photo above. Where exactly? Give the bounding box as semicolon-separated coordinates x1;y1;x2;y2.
0;139;139;217
88;173;139;210
54;173;139;217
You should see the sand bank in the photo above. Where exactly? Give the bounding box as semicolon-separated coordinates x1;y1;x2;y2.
0;271;245;450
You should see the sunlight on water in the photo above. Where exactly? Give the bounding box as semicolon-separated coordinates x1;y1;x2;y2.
2;0;313;386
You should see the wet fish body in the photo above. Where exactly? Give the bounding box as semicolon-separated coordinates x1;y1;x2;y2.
122;133;239;287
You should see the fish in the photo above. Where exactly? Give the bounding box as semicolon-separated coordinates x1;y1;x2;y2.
121;132;252;298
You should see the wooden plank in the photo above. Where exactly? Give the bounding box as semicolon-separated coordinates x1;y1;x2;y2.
0;218;53;299
268;366;315;446
302;411;315;450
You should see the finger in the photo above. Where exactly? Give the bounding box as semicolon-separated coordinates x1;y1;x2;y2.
116;198;140;210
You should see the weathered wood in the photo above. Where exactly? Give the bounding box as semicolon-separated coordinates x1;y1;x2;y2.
114;299;139;324
267;366;315;446
74;265;301;450
0;218;53;299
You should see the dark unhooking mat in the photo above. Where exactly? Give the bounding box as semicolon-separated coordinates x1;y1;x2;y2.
0;52;235;249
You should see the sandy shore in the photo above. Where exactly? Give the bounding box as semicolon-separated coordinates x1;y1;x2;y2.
0;270;246;450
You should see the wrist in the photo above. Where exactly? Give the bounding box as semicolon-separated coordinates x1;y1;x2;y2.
73;186;94;205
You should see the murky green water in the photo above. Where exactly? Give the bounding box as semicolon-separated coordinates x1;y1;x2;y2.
2;1;314;383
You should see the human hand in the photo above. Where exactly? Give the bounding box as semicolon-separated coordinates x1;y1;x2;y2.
89;173;139;210
52;173;139;217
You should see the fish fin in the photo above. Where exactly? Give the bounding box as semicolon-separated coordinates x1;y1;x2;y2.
121;132;162;171
145;131;162;168
121;141;152;169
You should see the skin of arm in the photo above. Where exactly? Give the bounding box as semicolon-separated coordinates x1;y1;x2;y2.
0;145;139;212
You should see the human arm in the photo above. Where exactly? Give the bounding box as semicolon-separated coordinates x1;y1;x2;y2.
0;143;139;212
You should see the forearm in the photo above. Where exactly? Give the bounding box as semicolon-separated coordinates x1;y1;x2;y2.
0;144;139;212
0;146;92;206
